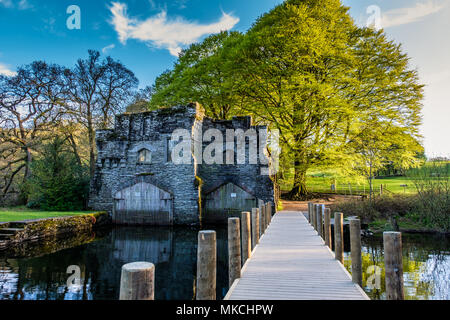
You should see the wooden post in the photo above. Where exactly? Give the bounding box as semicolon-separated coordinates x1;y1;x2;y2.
383;232;404;300
241;212;251;265
119;262;155;300
324;208;332;248
334;212;344;264
196;230;216;300
380;184;383;196
316;204;324;238
228;218;241;287
251;208;260;249
314;204;320;232
311;204;316;230
350;219;362;287
258;205;263;237
266;202;272;226
307;203;313;222
260;203;265;235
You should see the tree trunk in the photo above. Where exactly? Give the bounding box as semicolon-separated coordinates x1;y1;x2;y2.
88;127;95;179
87;111;96;179
287;160;309;200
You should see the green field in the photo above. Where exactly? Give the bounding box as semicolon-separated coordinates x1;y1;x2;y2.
281;175;417;195
306;176;417;195
0;207;95;222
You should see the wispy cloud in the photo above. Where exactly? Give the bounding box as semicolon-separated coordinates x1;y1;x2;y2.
0;0;33;10
18;0;32;10
0;63;16;77
102;44;116;54
0;0;13;8
109;2;239;57
382;0;446;28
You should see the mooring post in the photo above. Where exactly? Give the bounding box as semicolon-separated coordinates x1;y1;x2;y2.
266;202;272;226
324;207;332;248
196;230;216;300
228;217;241;287
119;262;155;300
258;205;263;237
334;212;344;264
311;204;317;230
251;208;260;249
317;204;324;238
315;204;321;232
383;232;404;300
350;219;363;287
241;212;251;265
307;203;313;222
260;203;265;235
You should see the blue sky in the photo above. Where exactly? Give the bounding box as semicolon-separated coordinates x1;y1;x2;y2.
0;0;449;157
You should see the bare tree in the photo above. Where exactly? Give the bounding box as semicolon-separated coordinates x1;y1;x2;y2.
65;50;138;177
0;61;67;202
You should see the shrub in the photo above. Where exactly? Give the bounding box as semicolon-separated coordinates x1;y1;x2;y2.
330;193;449;232
25;137;90;211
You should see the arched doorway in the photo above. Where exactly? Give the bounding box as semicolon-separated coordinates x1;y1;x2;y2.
203;182;257;223
113;182;173;225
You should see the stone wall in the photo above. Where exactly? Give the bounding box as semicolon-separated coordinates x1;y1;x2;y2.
198;117;274;205
89;104;202;225
89;103;274;225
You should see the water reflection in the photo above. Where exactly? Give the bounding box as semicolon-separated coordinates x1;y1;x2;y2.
343;233;450;300
1;226;448;300
0;225;229;300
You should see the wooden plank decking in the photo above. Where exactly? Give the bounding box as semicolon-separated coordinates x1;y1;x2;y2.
224;211;370;300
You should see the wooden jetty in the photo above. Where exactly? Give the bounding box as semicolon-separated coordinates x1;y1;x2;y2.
224;211;370;300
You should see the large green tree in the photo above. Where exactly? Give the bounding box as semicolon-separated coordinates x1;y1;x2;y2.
150;31;244;119
228;0;359;198
229;1;423;198
149;0;424;199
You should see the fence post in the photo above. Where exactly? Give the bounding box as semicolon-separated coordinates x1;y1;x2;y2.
119;262;155;300
334;212;344;264
241;212;251;265
383;232;404;300
228;218;241;287
251;208;260;249
350;219;362;287
380;184;383;196
324;208;332;248
196;230;216;300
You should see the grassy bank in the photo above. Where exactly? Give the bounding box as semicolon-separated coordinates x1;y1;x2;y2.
0;206;95;222
329;194;449;233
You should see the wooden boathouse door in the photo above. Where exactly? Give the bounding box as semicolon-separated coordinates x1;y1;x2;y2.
203;182;257;223
113;182;173;225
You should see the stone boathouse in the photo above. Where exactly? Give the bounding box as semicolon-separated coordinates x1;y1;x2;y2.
89;103;275;225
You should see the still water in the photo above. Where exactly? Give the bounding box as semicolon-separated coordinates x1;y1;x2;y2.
343;233;450;300
0;226;448;300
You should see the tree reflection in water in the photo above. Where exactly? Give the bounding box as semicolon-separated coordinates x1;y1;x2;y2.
0;227;448;300
343;233;449;300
